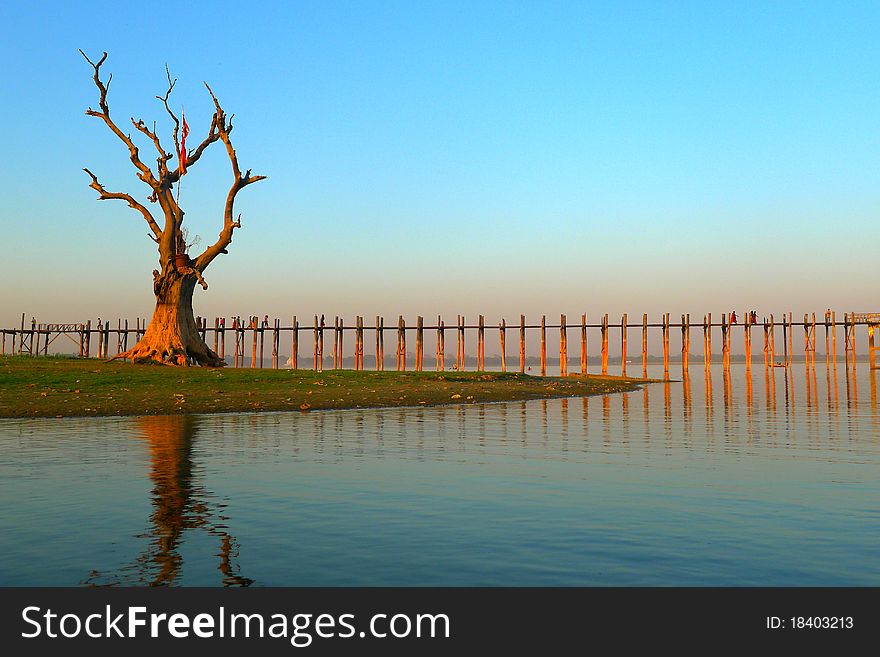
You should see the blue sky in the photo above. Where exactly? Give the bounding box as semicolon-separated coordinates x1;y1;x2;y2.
1;1;878;327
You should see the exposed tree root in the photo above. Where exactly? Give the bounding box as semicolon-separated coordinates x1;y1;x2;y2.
110;337;225;367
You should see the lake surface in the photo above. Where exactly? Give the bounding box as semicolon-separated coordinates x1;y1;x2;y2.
1;362;878;586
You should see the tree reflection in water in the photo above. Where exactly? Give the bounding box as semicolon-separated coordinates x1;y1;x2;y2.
84;415;252;587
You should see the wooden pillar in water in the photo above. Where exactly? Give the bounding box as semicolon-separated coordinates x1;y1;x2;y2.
580;313;587;375
662;313;670;376
319;315;325;371
869;324;877;371
787;312;793;367
333;317;339;369
258;318;265;368
344;317;350;369
744;313;751;370
360;316;366;370
250;317;258;368
811;313;817;366
769;314;776;365
457;315;465;371
377;316;384;371
220;318;227;362
601;314;609;375
397;316;406;371
437;316;444;371
478;315;485;371
721;313;729;371
291;316;297;369
519;315;526;374
313;315;319;371
560;314;568;376
702;315;709;369
540;315;547;376
705;313;712;369
803;314;810;367
620;313;627;377
500;319;507;373
844;312;855;368
831;311;837;366
339;317;344;369
682;314;690;375
416;316;424;371
641;314;648;377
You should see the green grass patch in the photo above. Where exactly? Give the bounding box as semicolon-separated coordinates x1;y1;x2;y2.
0;355;649;418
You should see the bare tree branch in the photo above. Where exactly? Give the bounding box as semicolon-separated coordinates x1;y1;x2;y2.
83;168;162;239
193;84;266;271
79;50;158;189
131;117;173;169
156;64;181;157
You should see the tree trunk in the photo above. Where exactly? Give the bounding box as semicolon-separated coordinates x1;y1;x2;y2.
113;271;224;366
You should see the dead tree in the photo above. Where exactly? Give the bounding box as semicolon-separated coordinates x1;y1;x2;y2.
80;51;266;366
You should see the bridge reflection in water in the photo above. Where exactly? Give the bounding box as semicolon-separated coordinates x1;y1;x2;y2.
84;415;252;587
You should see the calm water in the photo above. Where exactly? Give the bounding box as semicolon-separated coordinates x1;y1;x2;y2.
1;362;878;586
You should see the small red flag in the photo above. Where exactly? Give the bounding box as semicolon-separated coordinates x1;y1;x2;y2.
179;112;189;175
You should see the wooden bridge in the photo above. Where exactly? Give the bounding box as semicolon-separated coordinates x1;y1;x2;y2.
2;310;878;373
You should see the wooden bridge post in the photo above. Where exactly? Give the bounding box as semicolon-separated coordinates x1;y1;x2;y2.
259;318;266;368
702;315;709;370
560;314;568;376
500;318;507;373
333;317;339;369
455;315;462;371
581;313;587;375
770;314;776;365
520;315;526;373
662;313;670;377
787;312;793;367
478;315;485;371
744;313;751;370
601;314;609;375
313;316;319;371
803;314;810;367
338;317;344;369
436;316;443;371
620;313;626;377
273;319;280;368
290;316;297;369
641;313;648;377
378;316;384;371
682;314;690;375
810;313;817;366
721;313;729;371
705;313;712;369
250;317;258;368
396;316;405;371
417;316;424;371
831;311;837;366
540;315;547;376
84;320;91;358
360;316;366;370
599;313;608;375
319;315;325;371
869;324;877;371
844;312;855;368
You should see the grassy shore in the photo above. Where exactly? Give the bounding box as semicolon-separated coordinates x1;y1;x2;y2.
0;355;649;418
